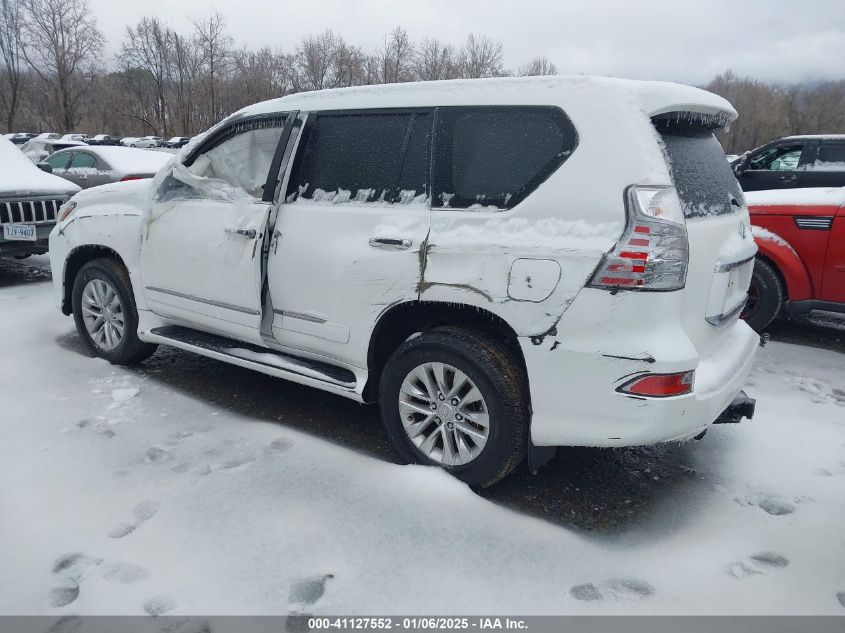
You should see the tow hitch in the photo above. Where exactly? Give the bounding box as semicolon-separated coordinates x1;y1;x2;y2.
714;390;756;424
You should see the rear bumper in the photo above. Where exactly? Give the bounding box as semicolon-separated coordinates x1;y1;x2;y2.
521;295;760;447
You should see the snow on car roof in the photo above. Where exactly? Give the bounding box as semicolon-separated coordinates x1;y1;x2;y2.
234;75;737;122
54;145;173;173
778;134;845;141
745;187;845;208
0;138;80;195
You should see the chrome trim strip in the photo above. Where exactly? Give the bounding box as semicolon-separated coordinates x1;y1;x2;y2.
273;309;327;324
706;293;748;326
145;286;260;315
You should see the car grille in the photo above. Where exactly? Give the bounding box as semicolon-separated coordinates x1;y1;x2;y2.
0;197;66;225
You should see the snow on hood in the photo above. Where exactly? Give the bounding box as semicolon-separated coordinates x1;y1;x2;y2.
88;146;174;174
0;138;80;197
745;187;845;208
70;177;153;212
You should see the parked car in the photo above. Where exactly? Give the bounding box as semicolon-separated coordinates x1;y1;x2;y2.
61;133;89;143
49;77;759;487
0;138;79;258
3;132;35;145
164;136;191;148
19;138;87;163
88;134;121;146
742;187;845;331
35;132;60;139
129;136;163;148
732;135;845;192
119;137;139;147
40;146;173;189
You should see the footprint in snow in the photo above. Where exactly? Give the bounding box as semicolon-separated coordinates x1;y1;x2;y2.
289;574;334;605
49;553;102;608
265;437;294;454
734;490;802;516
836;592;845;608
76;418;115;439
100;561;149;584
145;446;171;463
143;595;176;616
46;616;83;633
108;500;160;538
727;552;789;579
570;577;654;601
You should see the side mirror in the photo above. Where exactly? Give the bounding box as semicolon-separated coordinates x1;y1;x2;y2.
37;162;53;174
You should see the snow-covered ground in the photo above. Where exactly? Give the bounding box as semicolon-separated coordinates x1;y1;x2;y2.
1;258;844;615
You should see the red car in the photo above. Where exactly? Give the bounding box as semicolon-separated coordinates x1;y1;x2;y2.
744;188;845;330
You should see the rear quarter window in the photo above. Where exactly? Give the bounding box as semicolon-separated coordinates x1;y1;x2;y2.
655;120;743;219
432;106;578;210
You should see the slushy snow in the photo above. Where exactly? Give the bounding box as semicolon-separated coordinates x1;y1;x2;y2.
1;258;844;615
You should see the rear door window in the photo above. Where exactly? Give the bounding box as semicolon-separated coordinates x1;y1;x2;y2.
811;143;845;171
69;152;98;170
431;106;578;210
289;110;431;204
748;143;804;171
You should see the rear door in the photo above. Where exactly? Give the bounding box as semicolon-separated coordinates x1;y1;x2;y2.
738;141;808;191
267;109;433;367
65;151;109;189
801;140;845;189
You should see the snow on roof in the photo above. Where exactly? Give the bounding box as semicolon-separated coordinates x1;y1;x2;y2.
0;138;80;196
234;75;737;122
745;187;845;208
55;146;173;173
778;134;845;141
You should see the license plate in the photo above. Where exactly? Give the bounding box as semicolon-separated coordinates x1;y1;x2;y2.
3;223;37;241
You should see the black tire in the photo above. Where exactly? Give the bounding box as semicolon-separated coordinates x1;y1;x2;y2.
742;258;784;332
71;258;157;365
379;328;528;488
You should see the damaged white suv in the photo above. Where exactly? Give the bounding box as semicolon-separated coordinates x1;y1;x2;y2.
50;77;760;487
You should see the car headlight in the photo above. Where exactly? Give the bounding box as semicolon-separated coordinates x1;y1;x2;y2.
57;200;77;222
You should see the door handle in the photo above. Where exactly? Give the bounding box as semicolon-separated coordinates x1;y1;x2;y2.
369;237;412;250
780;175;798;183
225;227;257;239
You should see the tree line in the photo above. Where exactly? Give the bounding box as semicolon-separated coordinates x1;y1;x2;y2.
2;0;844;152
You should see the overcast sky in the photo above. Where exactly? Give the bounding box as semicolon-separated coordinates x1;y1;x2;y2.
89;0;845;85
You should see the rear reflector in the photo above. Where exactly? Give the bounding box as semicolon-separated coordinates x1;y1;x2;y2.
617;371;695;397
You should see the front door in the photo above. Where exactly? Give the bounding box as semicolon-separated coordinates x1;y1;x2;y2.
140;115;289;343
267;109;433;367
821;205;845;304
738;142;807;191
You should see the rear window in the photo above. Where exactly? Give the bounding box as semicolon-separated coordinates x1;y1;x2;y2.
655;120;743;219
813;143;845;171
432;106;577;210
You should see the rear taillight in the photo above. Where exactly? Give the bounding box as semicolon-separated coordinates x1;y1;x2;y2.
120;175;143;182
618;370;695;397
589;185;689;291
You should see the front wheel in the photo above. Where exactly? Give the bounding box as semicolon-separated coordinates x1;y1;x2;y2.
379;328;528;488
72;258;157;365
742;258;784;332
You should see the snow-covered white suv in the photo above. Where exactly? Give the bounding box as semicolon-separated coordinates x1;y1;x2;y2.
49;77;760;487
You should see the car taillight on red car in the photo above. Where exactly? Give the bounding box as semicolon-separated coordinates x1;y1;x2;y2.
120;175;143;182
589;185;689;291
617;370;695;397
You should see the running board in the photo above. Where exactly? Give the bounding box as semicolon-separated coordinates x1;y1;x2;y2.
147;325;358;391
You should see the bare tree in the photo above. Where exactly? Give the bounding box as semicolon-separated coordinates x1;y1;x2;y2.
20;0;103;131
375;26;414;84
118;16;172;135
296;30;336;91
414;38;458;81
192;11;231;125
458;33;504;79
519;56;557;77
0;0;24;130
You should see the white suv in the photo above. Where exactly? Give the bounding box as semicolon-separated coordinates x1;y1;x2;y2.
49;77;760;487
131;136;163;148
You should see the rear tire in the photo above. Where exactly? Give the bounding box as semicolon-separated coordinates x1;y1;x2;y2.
742;258;783;332
71;258;157;365
379;328;528;488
